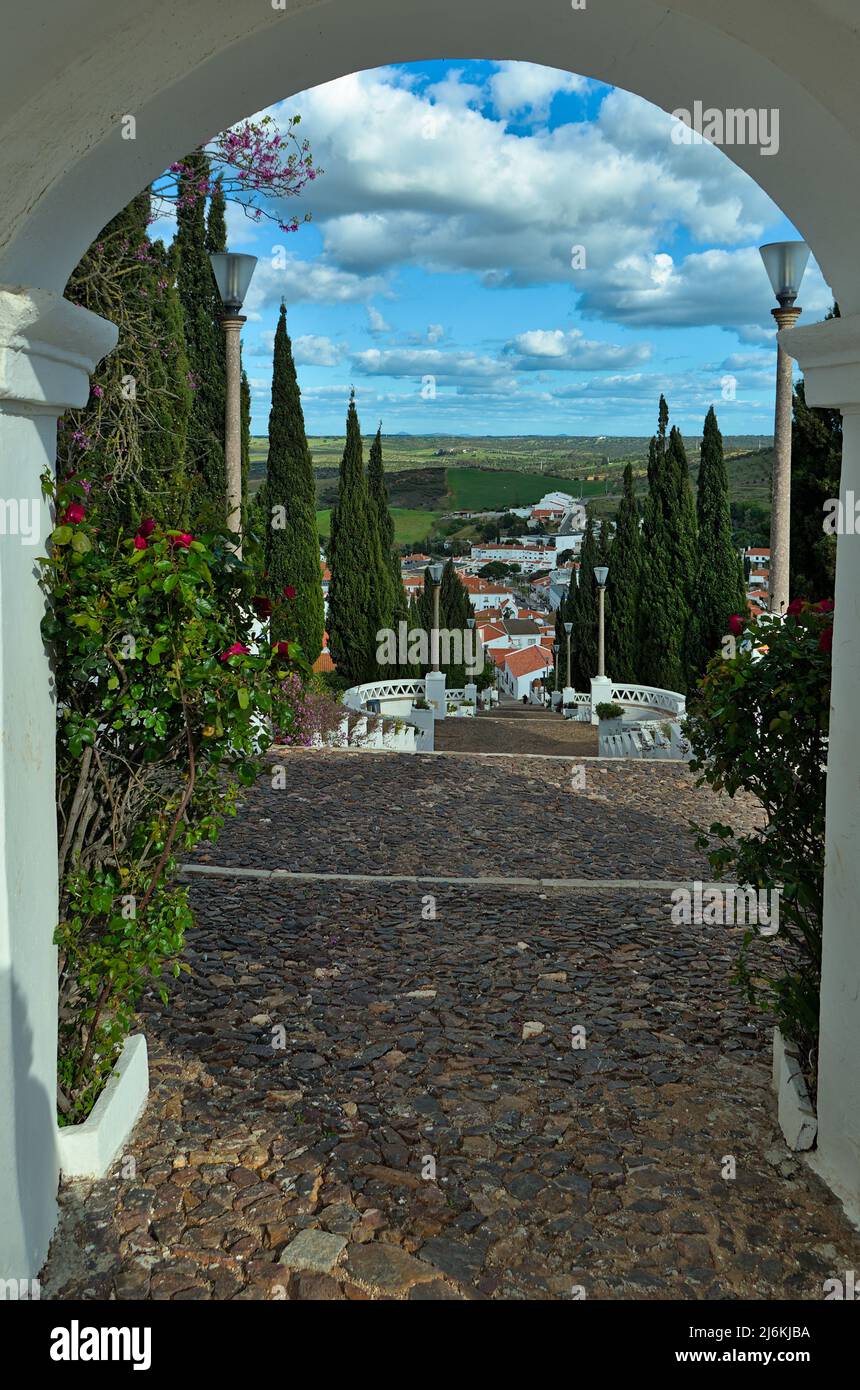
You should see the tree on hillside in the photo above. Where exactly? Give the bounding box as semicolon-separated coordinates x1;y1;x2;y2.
175;151;227;527
262;303;324;663
367;425;399;620
688;406;746;683
327;392;387;684
605;464;641;681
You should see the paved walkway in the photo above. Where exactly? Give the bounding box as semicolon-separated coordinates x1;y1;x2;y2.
434;704;598;757
42;750;860;1301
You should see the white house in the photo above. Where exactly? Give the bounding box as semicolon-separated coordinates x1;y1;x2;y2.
497;645;554;699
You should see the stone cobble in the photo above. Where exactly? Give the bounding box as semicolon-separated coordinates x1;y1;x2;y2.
41;753;858;1301
192;750;762;881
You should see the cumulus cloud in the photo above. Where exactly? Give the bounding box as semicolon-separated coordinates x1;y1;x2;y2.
506;328;652;370
262;65;806;318
243;250;387;314
488;63;588;121
352;346;509;383
366;305;391;335
293;335;344;367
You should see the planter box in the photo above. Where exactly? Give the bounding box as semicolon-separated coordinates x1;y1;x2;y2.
772;1026;817;1151
56;1034;149;1179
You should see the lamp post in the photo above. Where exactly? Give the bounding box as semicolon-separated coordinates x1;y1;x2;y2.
759;240;810;614
564;620;573;690
594;565;608;678
429;561;444;672
553;640;559;692
210;251;258;555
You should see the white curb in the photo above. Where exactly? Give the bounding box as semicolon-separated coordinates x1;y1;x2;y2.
56;1034;149;1179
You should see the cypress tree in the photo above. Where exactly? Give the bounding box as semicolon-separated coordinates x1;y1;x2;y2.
606;464;641;681
176;151;227;527
637;397;695;692
263;302;324;663
570;512;598;690
791;376;840;600
327;392;386;684
59;188;191;535
688;406;747;681
366;424;398;637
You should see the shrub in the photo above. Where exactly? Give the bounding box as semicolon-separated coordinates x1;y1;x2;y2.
684;600;832;1079
273;671;346;746
42;473;306;1122
596;701;625;720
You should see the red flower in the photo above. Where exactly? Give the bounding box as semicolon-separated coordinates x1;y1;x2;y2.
220;642;250;662
283;585;297;600
171;532;193;549
273;640;293;660
728;614;744;637
252;594;273;619
816;598;835;612
786;597;806;616
139;517;156;538
819;625;833;654
133;534;148;551
61;502;86;525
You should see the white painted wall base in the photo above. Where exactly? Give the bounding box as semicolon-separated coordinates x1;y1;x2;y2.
56;1034;149;1180
771;1027;817;1152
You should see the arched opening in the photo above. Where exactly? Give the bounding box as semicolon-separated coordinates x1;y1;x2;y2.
2;0;860;1293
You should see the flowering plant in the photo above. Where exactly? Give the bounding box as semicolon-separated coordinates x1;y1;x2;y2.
684;601;832;1074
152;115;322;233
42;474;307;1121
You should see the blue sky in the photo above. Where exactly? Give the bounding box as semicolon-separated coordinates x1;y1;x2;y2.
156;60;834;437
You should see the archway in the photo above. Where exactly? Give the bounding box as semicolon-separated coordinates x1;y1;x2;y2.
2;0;859;1279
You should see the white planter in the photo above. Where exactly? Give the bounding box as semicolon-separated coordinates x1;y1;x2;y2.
772;1027;818;1151
56;1034;149;1179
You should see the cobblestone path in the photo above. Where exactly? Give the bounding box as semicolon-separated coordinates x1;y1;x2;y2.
42;751;860;1301
433;704;598;757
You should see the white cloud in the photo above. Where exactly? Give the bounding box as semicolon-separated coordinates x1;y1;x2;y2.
427;323;444;343
366;304;391;335
506;328;652;370
488;62;588;121
352;346;509;383
243;250;388;313
293;335;343;367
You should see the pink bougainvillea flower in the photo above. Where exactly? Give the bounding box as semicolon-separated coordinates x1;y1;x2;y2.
786;597;806;616
133;534;148;551
819;625;833;653
273;640;293;660
61;502;86;525
283;585;297;600
139;517;156;537
252;594;273;619
220;642;250;662
727;614;744;637
170;532;193;549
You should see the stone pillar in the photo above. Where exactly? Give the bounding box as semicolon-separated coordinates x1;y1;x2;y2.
590;674;613;725
425;669;446;719
0;287;116;1279
464;681;477;706
784;311;860;1220
769;305;802;615
222;315;245;556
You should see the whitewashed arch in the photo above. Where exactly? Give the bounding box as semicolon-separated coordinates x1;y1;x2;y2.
2;0;860;1278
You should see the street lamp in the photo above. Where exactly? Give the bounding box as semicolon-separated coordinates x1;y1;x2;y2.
594;565;608;678
429;562;444;672
553;640;559;693
210;251;258;554
759;240;810;614
563;620;573;691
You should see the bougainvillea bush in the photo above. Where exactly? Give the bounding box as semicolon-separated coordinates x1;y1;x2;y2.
684;600;832;1078
42;474;306;1122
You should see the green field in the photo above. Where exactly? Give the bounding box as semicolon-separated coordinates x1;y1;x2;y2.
315;507;443;545
446;467;609;510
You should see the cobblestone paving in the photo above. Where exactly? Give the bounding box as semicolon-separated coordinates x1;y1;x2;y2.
194;749;762;881
434;706;598;757
42;753;860;1301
